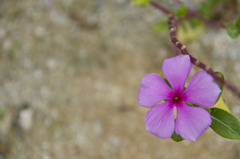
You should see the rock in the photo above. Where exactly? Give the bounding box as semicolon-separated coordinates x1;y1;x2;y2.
19;108;33;131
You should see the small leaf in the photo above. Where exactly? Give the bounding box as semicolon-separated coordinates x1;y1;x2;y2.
159;72;172;90
200;1;214;18
177;21;205;43
213;96;231;113
159;72;165;78
235;17;240;31
184;102;199;107
214;71;224;102
200;0;227;18
215;72;224;91
226;23;239;39
171;131;184;142
153;21;168;34
210;108;240;140
132;0;151;6
175;5;187;18
0;108;6;120
189;18;203;28
236;17;240;27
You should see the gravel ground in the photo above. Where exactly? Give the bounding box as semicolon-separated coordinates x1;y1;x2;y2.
0;0;240;159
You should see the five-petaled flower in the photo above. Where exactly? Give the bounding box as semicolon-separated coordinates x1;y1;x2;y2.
137;55;221;141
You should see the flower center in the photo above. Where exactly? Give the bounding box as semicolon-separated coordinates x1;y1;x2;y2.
172;93;182;104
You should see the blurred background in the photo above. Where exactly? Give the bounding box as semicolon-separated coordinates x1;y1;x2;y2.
0;0;240;158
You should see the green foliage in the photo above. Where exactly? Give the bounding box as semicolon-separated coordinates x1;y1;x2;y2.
226;17;240;39
200;1;215;18
200;0;227;18
159;72;172;90
12;42;21;57
236;17;240;29
52;118;60;132
175;5;187;18
0;108;6;120
213;96;231;113
210;108;240;140
153;21;168;34
214;71;224;102
226;23;239;39
171;131;184;142
189;18;203;28
213;72;231;113
132;0;151;6
159;72;165;78
177;19;205;42
215;72;224;91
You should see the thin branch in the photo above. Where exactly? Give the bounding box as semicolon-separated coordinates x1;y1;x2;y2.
186;10;226;29
173;45;179;56
168;14;240;98
150;1;226;29
173;0;183;5
150;2;240;98
150;2;172;14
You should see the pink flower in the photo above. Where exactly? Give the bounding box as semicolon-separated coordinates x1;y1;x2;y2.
138;55;221;141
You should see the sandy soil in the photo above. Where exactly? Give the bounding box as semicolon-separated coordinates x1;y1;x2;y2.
0;0;240;159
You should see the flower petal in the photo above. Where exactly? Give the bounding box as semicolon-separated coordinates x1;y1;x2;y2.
162;55;192;92
175;102;211;141
138;73;172;107
183;71;221;108
145;101;175;139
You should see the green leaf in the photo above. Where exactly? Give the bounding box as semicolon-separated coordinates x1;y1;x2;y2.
215;72;224;91
153;21;168;34
200;0;227;18
175;5;187;18
184;102;200;107
210;108;240;140
235;17;240;30
226;23;239;39
0;108;6;120
158;72;172;90
200;1;214;18
178;21;205;42
158;72;164;78
171;131;184;142
132;0;151;6
213;96;231;113
214;71;224;102
189;18;203;28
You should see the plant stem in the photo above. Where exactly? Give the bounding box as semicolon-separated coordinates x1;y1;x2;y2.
168;14;240;98
150;1;226;28
186;10;226;29
150;2;172;14
150;2;240;98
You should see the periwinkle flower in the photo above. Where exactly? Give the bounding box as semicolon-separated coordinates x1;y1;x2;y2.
138;55;221;141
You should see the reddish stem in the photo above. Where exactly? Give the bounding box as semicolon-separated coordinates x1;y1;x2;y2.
168;14;240;98
173;45;179;56
173;0;183;5
173;26;179;55
186;10;226;29
151;1;226;28
150;2;240;98
150;2;172;14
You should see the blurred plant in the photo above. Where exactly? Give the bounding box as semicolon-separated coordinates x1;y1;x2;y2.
133;0;240;141
132;0;151;6
153;21;168;34
177;19;205;43
175;5;187;18
0;108;6;120
226;17;240;38
200;0;227;18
